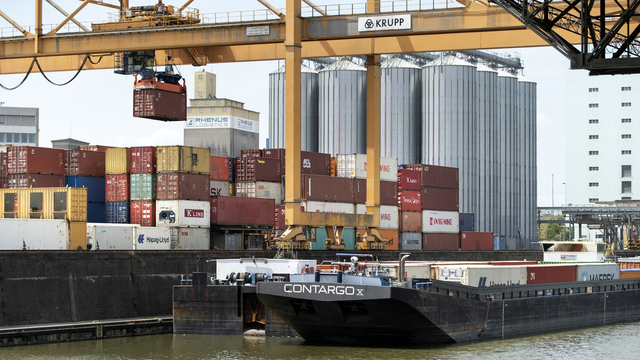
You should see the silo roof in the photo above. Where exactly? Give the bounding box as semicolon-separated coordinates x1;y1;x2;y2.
423;54;475;67
517;74;536;83
320;59;366;71
271;64;318;74
497;69;518;78
381;57;421;69
476;63;497;73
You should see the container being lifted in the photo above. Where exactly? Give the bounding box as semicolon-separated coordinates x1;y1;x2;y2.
133;63;187;122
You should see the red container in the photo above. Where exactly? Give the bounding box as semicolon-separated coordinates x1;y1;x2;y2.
355;179;397;205
133;88;186;121
210;196;275;226
261;148;286;173
421;187;459;211
236;157;281;182
0;177;7;189
398;169;421;191
241;149;262;158
301;174;355;203
130;146;156;174
210;155;230;181
275;205;287;230
8;174;65;188
106;174;130;201
156;173;210;201
262;149;332;176
78;145;112;152
527;264;577;285
130;200;156;226
422;233;460;250
0;152;7;177
65;150;105;177
398;190;422;212
400;211;422;232
404;164;459;189
7;146;65;175
460;232;494;250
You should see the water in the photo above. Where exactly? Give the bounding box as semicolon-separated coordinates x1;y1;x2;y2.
2;322;639;360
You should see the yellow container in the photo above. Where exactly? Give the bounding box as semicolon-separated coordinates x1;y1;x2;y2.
69;221;87;250
0;188;87;222
106;147;131;174
156;146;210;174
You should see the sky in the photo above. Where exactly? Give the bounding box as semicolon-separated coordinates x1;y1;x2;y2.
0;0;568;207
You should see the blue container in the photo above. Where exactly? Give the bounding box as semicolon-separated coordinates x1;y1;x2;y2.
312;227;355;250
493;235;506;250
66;176;106;203
106;201;129;223
459;213;475;232
87;202;107;223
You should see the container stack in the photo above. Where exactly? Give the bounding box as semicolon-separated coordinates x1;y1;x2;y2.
0;151;7;188
105;147;131;224
398;168;422;250
6;146;65;188
130;146;157;227
65;149;106;223
209;155;232;197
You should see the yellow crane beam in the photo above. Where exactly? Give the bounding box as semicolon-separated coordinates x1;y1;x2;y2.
0;10;33;37
46;0;90;32
46;0;91;35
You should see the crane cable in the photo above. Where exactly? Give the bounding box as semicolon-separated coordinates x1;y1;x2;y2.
0;54;102;90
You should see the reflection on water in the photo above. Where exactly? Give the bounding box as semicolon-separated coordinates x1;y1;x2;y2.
1;321;639;360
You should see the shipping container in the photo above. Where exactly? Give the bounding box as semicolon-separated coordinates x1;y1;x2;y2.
0;219;86;250
621;269;640;279
355;179;397;205
460;232;493;251
156;146;210;174
210;196;275;226
8;174;65;188
224;233;243;250
133;226;171;250
236;157;282;182
133;88;186;121
459;213;475;232
0;152;8;177
301;174;355;203
400;232;422;250
434;265;527;286
422;233;460;250
0;177;6;189
241;149;262;158
78;145;112;152
398;169;421;191
7;146;65;175
404;164;459;189
301;201;355;214
576;263;620;281
400;211;422;232
156;173;210;201
422;210;459;234
156;200;210;227
262;149;332;176
130;173;156;200
105;148;131;175
312;227;355;250
210;155;231;181
493;235;506;250
275;205;287;230
172;227;210;249
0;187;87;221
130;200;156;227
336;154;398;181
87;223;136;250
421;187;459;211
236;181;283;205
526;264;577;284
355;204;398;229
106;174;130;202
106;201;129;224
398;190;422;212
210;180;231;197
130;146;156;174
65;150;105;177
66;176;106;203
87;202;106;223
355;229;399;250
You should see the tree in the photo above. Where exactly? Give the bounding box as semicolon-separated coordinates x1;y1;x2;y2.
544;215;573;240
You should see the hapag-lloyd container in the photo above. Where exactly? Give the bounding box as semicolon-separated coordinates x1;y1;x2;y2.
156;146;210;175
156;173;210;201
356;204;398;229
0;219;86;250
400;211;421;232
355;179;397;205
130;146;156;174
156;200;210;227
302;201;355;214
404;164;459;189
87;223;136;250
576;263;620;281
301;174;355;203
400;232;422;250
422;210;459;233
210;196;275;226
526;264;577;285
236;181;283;205
398;169;421;190
130;173;156;200
210;180;231;197
355;229;399;250
65;176;106;203
421;187;459;211
434;265;527;286
105;148;131;175
65;150;105;177
336;154;398;181
210;156;231;181
134;226;171;250
130;200;156;227
106;174;130;201
133;88;186;121
460;231;494;250
236;157;282;182
8;146;65;175
398;190;422;212
422;233;460;250
8;174;65;188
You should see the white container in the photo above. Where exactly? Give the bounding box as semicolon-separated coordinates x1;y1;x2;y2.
156;200;210;227
422;210;459;234
0;219;68;250
216;258;317;280
434;265;527;287
576;263;620;281
336;154;398;181
87;223;136;250
236;181;283;205
400;232;422;250
301;201;355;214
210;180;230;197
134;226;171;250
171;227;210;250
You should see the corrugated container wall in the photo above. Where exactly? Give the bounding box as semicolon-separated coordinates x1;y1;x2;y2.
156;173;210;201
156;146;210;174
8;146;65;175
156;200;210;227
65;176;106;203
130;146;156;174
133;88;186;121
318;59;367;156
65;150;105;177
0;188;87;221
518;74;537;249
105;148;131;175
130;200;156;227
106;201;129;223
8;174;64;188
0;219;86;250
210;196;275;226
380;57;421;165
269;64;319;151
130;173;156;201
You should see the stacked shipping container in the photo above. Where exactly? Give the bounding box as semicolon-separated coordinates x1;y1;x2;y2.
6;146;65;188
65;149;106;223
105;148;131;223
130;146;157;227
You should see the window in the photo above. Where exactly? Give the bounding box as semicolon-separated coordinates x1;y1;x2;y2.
4;133;11;142
623;150;632;155
199;108;203;113
622;102;632;107
211;108;215;112
198;91;202;97
589;151;599;155
188;108;192;113
198;74;203;79
622;165;632;178
589;198;599;203
223;108;227;112
622;181;632;194
589;167;599;171
622;118;632;123
589;88;599;92
205;100;209;105
0;133;4;142
622;134;632;139
589;119;599;124
596;234;604;239
28;134;35;143
589;135;599;139
217;100;220;104
589;183;599;187
13;134;20;142
21;134;27;143
194;100;198;105
622;86;631;91
589;104;599;108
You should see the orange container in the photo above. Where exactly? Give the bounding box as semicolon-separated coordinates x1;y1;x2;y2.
356;229;399;250
621;270;640;279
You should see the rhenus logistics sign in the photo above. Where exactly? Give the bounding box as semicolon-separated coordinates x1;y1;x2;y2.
186;116;259;133
358;14;411;32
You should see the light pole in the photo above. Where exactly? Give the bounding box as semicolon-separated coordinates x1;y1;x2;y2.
552;174;554;208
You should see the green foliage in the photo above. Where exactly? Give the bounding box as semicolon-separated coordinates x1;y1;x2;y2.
545;215;573;240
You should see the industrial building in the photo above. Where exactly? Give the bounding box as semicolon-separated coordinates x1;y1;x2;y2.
0;106;39;147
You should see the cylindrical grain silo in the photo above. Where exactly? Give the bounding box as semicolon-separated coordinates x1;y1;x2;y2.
518;74;537;249
318;59;367;156
268;64;319;151
476;64;498;235
422;54;478;217
380;56;421;165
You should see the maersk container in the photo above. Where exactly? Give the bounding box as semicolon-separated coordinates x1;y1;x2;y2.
8;174;65;188
421;187;458;211
398;169;421;191
400;211;421;232
526;264;576;285
133;226;171;250
355;179;397;205
460;231;493;250
312;227;355;250
400;232;422;250
105;148;131;175
130;200;156;227
398;190;422;212
301;201;355;214
65;150;105;177
210;196;275;226
130;146;156;174
210;180;231;197
576;263;620;282
0;187;87;221
156;173;210;201
7;146;65;175
422;210;459;233
210;155;231;181
235;181;283;205
422;233;460;250
106;174;130;202
156;146;210;175
434;265;527;287
156;200;210;227
130;173;156;201
66;176;106;203
0;219;86;250
106;201;129;223
133;88;186;121
87;223;136;250
87;202;106;223
336;154;398;181
301;174;355;203
459;213;475;232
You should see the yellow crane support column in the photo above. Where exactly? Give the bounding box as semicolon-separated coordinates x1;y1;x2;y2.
35;0;43;53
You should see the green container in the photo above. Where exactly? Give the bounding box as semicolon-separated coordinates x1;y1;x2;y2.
311;227;355;250
130;173;156;200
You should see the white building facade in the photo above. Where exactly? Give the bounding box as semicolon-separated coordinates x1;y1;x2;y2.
0;106;39;147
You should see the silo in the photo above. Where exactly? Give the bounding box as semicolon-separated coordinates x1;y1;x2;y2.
380;56;421;165
476;64;498;235
318;59;367;156
268;64;319;151
517;74;537;249
422;54;478;217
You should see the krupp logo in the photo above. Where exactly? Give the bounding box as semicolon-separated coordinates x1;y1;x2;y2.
364;19;374;29
284;283;364;296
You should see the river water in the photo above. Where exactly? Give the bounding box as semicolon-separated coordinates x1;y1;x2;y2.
2;321;639;359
